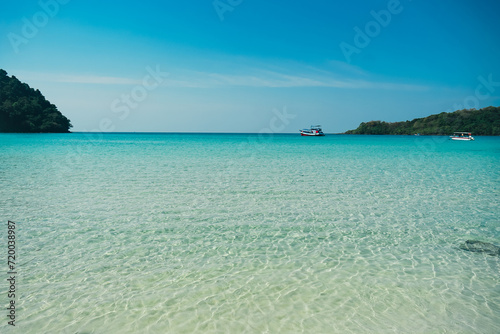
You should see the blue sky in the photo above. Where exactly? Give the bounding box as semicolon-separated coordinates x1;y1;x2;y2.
1;0;499;133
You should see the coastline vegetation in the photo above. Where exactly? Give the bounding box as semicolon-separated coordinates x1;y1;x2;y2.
0;69;72;133
344;106;500;135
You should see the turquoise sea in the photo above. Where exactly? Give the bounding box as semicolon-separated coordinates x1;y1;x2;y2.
1;133;499;333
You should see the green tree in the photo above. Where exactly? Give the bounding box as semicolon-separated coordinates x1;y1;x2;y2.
345;107;500;135
0;69;72;133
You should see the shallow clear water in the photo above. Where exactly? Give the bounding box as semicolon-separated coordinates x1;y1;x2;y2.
1;133;499;333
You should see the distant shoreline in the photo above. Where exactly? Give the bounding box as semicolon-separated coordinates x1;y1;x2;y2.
2;132;498;136
344;106;499;136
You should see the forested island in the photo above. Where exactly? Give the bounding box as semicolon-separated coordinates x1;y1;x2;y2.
0;69;72;133
345;106;500;135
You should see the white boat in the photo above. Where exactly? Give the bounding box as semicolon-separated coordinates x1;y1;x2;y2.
300;125;325;136
450;132;474;141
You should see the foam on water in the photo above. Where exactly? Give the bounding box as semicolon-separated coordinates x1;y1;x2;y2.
1;133;499;333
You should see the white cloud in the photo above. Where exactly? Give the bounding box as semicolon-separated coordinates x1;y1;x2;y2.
12;60;429;91
165;67;428;91
12;71;141;85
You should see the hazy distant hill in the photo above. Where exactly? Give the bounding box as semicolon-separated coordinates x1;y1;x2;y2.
344;106;500;135
0;69;72;133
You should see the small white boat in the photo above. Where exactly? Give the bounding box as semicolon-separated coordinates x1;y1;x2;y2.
450;132;474;141
300;125;325;136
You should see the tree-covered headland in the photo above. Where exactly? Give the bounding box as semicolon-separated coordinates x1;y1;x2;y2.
0;69;72;133
344;106;500;135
